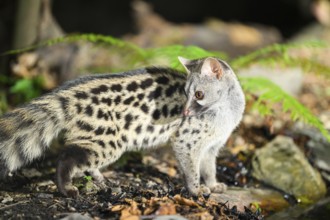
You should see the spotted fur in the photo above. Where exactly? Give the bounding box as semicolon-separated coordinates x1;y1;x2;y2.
0;57;245;197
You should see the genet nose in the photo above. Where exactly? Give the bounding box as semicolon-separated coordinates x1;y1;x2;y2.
183;109;190;116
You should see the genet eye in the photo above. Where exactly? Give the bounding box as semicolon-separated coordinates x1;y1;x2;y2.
195;91;204;100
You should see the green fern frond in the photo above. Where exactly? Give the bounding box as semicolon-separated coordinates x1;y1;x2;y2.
143;45;226;69
2;33;146;57
231;40;328;70
240;77;330;141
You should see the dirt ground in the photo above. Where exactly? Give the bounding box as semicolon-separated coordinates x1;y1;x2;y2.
0;150;262;220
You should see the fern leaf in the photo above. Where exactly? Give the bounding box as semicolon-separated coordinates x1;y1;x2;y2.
240;77;330;141
231;40;328;69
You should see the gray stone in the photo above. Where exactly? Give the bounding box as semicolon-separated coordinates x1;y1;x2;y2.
210;187;289;212
252;136;326;203
60;213;92;220
238;65;303;96
154;215;188;220
293;122;330;176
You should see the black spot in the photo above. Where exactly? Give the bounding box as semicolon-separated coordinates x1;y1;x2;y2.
117;141;122;148
111;84;122;92
91;96;99;105
18;117;34;129
135;125;142;134
109;141;116;149
123;96;135;105
159;128;165;134
140;104;149;114
162;105;168;117
0;128;10;143
95;160;99;165
15;135;27;161
75;104;82;114
182;129;189;134
187;143;191;149
101;98;112;106
133;140;138;146
121;135;128;142
140;78;154;89
148;87;162;100
102;152;106;159
76;120;94;131
227;85;234;95
107;111;113;120
74;91;88;99
127;82;138;92
152;109;161;120
165;85;177;97
89;149;99;159
97;140;106;148
106;127;116;135
76;136;93;140
58;96;69;112
91;84;108;94
84;105;94;116
133;102;139;107
156;76;169;85
124;114;133;130
97;109;109;120
143;138;149;145
115;112;121;120
94;126;105;135
114;96;121;105
137;93;144;100
170;105;181;116
175;131;180;137
147;125;154;132
191;129;200;134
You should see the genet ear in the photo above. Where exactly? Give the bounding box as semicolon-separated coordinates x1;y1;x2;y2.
201;57;223;79
178;56;191;74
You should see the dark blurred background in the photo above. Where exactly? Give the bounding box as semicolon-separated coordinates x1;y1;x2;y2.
0;0;316;54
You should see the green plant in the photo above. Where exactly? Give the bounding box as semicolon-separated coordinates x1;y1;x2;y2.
9;77;43;103
84;175;93;182
2;33;330;141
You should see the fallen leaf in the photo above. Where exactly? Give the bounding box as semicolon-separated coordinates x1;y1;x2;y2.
111;205;126;212
155;203;177;215
173;195;199;207
187;211;214;220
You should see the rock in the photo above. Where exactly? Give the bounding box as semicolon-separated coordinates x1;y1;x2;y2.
60;213;92;220
1;195;13;204
267;197;330;220
238;65;304;96
35;193;53;199
129;0;281;57
154;215;188;220
292;121;330;182
252;136;327;203
210;187;289;213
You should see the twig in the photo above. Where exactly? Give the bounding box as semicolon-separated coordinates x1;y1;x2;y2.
0;200;29;211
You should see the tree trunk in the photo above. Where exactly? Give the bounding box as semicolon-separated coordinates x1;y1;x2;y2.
13;0;42;49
